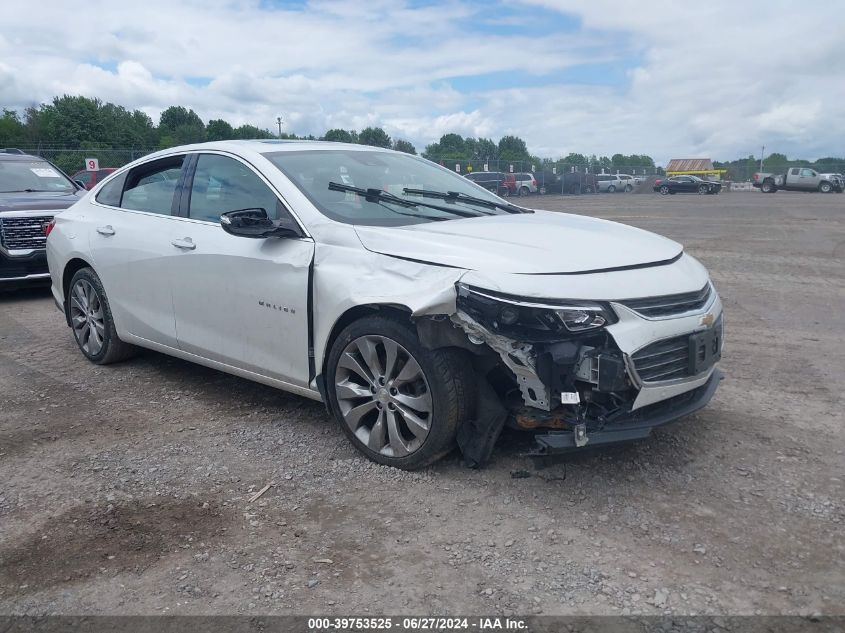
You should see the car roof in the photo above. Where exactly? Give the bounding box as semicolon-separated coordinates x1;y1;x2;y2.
129;139;406;167
0;152;45;162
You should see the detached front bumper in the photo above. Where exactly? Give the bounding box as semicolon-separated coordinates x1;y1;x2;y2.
530;368;722;455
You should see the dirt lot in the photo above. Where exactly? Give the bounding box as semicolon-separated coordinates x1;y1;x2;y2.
1;191;843;617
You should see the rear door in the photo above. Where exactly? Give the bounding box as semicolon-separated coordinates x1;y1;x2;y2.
88;155;188;347
169;152;314;387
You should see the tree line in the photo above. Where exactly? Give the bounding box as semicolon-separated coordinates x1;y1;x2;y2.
0;95;419;155
2;95;842;179
714;153;845;180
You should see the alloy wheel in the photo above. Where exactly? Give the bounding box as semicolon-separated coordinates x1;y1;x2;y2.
335;335;432;457
70;279;105;356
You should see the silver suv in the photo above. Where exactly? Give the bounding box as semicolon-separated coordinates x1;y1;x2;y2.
514;173;538;195
596;174;634;193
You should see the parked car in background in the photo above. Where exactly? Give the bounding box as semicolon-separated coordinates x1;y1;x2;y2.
47;140;723;470
617;174;636;191
653;175;722;195
465;171;516;197
72;167;117;190
0;150;85;287
752;167;843;193
596;174;633;193
514;172;538;196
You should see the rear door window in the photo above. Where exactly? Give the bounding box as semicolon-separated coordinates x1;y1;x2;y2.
120;156;185;215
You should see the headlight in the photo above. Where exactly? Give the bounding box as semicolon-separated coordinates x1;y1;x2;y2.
456;284;617;337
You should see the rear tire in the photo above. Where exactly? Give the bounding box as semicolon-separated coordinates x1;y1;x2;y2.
607;185;616;193
659;185;670;195
326;314;474;470
519;186;530;196
625;184;633;192
67;267;137;365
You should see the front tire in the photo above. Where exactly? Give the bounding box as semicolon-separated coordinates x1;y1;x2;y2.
761;180;776;193
698;184;709;194
819;182;832;193
607;185;616;193
67;267;137;364
326;315;473;470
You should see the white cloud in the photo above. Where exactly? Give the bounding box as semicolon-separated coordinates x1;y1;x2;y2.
1;0;843;162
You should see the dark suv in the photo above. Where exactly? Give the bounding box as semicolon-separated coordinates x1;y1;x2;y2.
0;151;84;287
464;171;516;197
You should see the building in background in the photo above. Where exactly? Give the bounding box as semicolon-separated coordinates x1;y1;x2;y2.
665;158;726;180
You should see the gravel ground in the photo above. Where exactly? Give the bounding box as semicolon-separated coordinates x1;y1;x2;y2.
0;191;842;616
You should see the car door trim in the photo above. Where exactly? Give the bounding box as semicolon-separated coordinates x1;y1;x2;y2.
88;151;311;239
122;332;323;401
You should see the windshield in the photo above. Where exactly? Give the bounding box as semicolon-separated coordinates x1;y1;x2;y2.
0;159;77;193
264;149;511;226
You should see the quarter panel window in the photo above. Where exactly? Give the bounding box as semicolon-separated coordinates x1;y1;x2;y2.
188;154;282;222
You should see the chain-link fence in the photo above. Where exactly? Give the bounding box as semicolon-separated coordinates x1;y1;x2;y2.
425;157;662;193
14;146;157;177
19;145;844;194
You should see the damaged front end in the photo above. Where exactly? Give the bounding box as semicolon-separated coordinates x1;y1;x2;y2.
420;282;722;466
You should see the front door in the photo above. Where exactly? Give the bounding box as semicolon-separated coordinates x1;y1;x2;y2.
169;153;314;387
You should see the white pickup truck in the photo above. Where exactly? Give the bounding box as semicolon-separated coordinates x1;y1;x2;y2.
752;167;843;193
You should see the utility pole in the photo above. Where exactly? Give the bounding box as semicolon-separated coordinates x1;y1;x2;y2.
760;145;765;171
276;116;283;139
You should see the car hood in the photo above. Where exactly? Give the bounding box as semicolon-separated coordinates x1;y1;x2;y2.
354;210;683;274
0;190;85;213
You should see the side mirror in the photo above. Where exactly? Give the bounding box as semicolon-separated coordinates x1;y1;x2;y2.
74;180;87;189
220;208;301;239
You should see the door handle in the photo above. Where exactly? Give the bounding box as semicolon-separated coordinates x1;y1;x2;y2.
96;225;115;236
171;237;196;251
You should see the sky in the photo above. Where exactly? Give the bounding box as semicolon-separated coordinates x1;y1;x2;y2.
1;0;843;163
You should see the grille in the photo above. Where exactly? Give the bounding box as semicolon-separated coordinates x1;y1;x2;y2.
0;215;52;251
620;284;712;318
632;334;691;382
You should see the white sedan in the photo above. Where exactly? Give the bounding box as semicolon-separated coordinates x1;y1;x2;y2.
47;140;723;469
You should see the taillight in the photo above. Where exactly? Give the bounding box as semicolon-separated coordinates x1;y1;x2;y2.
654;179;662;185
43;219;56;237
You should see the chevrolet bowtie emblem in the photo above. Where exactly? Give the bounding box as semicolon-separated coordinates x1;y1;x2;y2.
700;313;716;327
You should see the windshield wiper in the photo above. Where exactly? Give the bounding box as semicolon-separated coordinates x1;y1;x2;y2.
327;182;488;219
402;188;532;214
